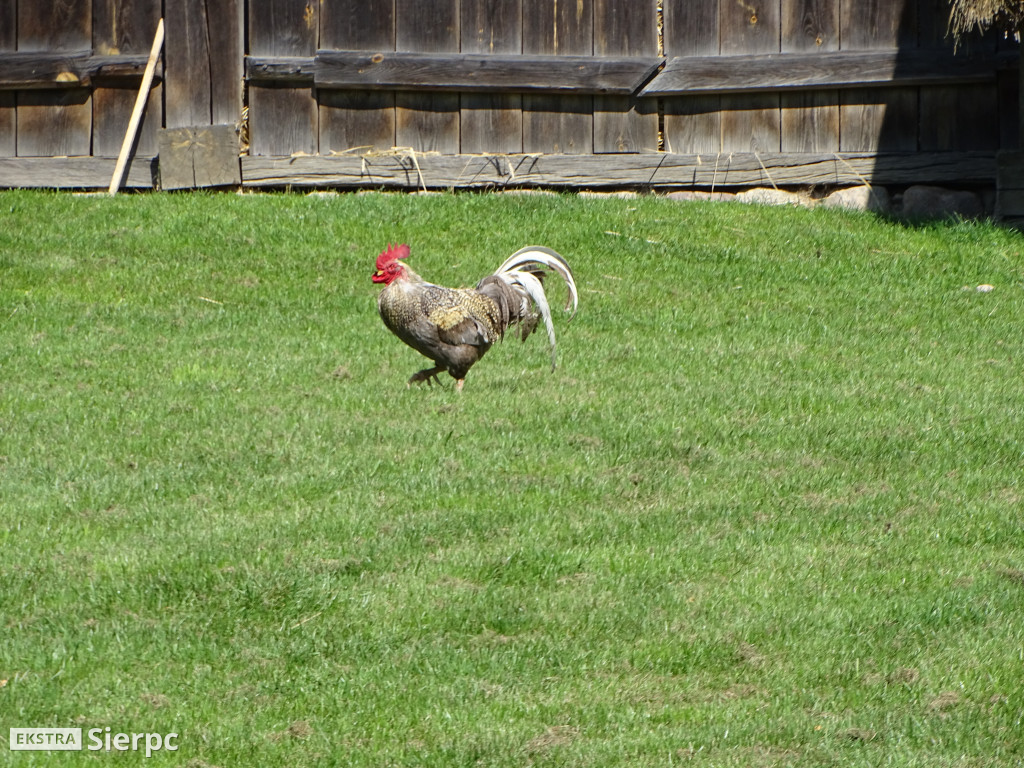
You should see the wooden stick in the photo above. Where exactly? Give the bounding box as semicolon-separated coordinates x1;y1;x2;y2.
108;18;164;195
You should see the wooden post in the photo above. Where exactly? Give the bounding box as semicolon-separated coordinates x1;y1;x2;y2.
108;18;164;195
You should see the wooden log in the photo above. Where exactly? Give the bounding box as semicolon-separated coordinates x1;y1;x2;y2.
157;124;240;189
642;49;1015;96
240;151;999;189
0;156;155;188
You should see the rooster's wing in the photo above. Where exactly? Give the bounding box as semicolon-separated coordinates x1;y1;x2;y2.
421;286;501;348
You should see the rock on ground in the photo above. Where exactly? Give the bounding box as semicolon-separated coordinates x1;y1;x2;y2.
665;190;736;202
900;185;984;219
820;185;892;213
735;187;810;207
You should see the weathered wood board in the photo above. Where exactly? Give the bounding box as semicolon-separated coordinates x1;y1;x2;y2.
241;151;999;189
158;124;240;189
838;0;916;153
92;1;162;158
165;0;242;129
662;0;720;154
522;0;593;155
0;155;155;187
593;0;658;153
0;0;13;156
248;0;318;156
460;0;522;154
395;0;460;154
319;0;396;154
16;1;92;157
720;0;781;153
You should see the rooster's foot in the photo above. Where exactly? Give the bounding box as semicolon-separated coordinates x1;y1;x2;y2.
407;366;444;388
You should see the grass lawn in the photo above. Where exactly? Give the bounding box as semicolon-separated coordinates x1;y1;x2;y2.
1;189;1022;766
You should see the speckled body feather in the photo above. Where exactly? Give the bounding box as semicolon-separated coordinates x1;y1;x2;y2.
374;245;578;389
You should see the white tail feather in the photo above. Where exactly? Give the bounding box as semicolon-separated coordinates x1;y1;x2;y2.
495;246;578;320
493;245;577;371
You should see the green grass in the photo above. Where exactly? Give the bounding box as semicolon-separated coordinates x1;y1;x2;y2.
1;189;1022;766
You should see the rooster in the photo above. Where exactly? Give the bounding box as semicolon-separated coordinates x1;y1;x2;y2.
372;243;578;391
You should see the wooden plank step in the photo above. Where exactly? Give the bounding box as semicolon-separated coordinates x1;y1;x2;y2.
241;151;998;189
0;156;156;188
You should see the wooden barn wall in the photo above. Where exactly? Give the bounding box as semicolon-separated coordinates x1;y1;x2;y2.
0;0;1018;189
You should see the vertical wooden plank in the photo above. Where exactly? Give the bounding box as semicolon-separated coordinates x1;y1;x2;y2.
781;91;839;152
663;0;720;154
249;0;319;156
780;0;838;152
997;69;1019;151
840;0;914;50
92;0;163;158
720;0;781;153
208;0;244;127
917;0;999;152
165;0;243;129
0;0;14;156
522;0;593;155
838;0;917;152
319;0;396;153
460;0;522;154
919;85;999;151
395;0;460;153
16;1;92;157
593;0;658;153
164;0;212;127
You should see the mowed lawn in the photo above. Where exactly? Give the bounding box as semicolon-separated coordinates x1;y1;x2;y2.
1;189;1022;766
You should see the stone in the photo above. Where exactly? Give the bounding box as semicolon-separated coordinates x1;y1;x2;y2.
577;190;640;199
665;190;736;202
900;185;984;219
820;185;892;213
735;187;810;207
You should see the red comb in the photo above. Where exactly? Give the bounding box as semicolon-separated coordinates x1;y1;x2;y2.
376;243;410;271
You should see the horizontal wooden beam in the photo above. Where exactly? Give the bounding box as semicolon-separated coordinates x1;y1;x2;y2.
313;51;663;94
0;152;996;190
240;152;997;190
0;52;161;90
0;156;157;188
642;49;1017;96
246;56;316;86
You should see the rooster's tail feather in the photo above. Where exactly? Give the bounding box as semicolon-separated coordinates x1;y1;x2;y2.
480;246;577;371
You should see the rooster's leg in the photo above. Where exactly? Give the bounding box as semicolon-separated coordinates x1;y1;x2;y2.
407;366;444;388
455;379;465;393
